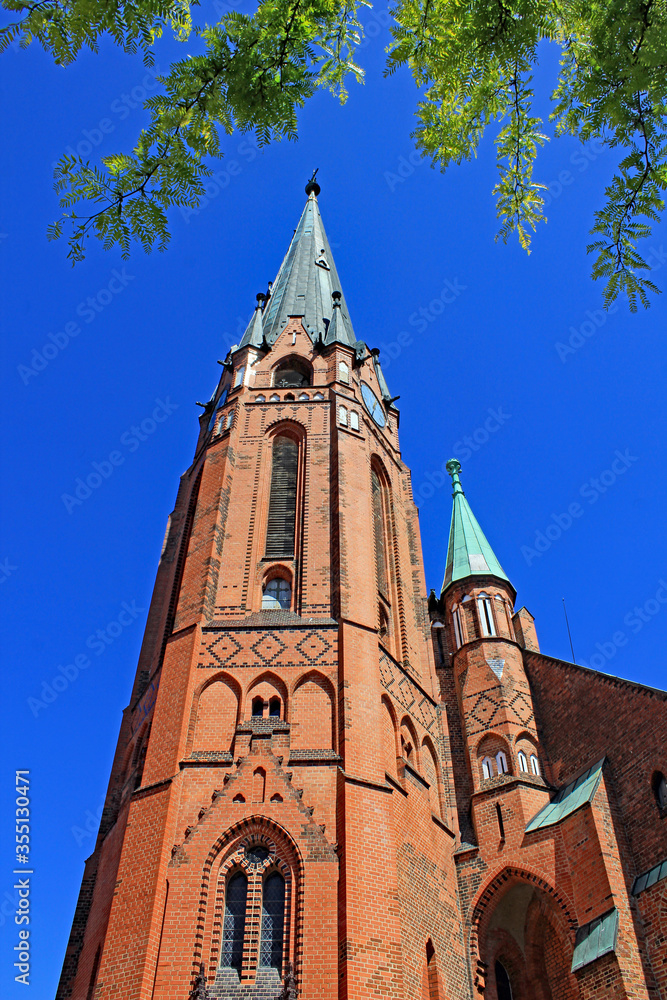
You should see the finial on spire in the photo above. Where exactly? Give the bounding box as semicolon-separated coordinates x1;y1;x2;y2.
305;168;320;197
446;459;465;497
332;290;342;306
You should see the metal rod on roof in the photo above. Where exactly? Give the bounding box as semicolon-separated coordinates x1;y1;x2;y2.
562;598;576;663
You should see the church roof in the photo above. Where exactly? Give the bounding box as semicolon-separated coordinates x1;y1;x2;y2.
441;460;511;595
241;186;357;350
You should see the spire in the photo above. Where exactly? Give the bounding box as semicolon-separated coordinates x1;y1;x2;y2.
238;293;267;349
441;460;511;595
260;177;358;348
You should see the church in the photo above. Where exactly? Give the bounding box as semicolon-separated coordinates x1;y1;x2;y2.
57;178;667;1000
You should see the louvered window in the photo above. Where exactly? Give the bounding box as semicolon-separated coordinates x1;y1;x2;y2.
371;469;388;595
265;436;298;558
221;872;247;970
260;872;285;969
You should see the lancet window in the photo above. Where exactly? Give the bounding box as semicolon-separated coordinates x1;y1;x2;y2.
265;435;299;559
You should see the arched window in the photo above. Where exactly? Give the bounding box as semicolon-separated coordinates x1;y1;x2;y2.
495;960;513;1000
518;750;528;772
270;393;280;402
233;366;245;388
654;772;667;810
314;392;324;400
221;872;247;971
226;410;235;430
252;697;264;717
350;411;359;431
338;361;349;384
371;468;389;596
339;405;348;426
255;394;266;402
298;392;309;400
530;754;540;776
482;757;494;780
496;750;508;775
477;593;497;637
262;577;291;610
265;436;299;559
260;872;285;969
269;697;281;718
452;606;463;648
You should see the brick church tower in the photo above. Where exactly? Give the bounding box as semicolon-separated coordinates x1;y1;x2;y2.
58;180;667;1000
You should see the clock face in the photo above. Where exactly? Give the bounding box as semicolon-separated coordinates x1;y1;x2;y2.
361;383;386;428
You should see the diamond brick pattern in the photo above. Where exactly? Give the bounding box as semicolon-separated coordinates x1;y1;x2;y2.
199;628;337;670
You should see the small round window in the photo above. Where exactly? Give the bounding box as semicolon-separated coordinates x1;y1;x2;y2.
246;844;270;865
262;578;291;610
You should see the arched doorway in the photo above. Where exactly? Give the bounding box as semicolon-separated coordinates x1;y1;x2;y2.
475;876;581;1000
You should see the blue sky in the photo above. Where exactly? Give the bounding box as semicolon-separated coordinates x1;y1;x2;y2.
2;5;667;996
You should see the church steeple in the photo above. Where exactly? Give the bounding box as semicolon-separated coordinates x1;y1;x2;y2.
441;459;512;595
258;179;358;349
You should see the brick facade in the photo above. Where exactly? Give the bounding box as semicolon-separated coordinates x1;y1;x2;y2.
57;194;667;1000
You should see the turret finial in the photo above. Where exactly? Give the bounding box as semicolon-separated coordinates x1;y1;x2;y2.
305;168;321;197
446;459;465;497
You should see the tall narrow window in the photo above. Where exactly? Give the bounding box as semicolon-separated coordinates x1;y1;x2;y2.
221;873;247;971
518;750;528;772
452;606;463;648
477;594;497;637
496;751;508;774
482;757;494;780
371;469;388;595
233;366;245;388
260;872;285;970
530;754;540;776
265;436;298;558
495;961;513;1000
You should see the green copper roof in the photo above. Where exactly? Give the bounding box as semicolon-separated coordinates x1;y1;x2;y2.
571;908;618;972
525;758;605;833
441;460;511;594
257;189;357;349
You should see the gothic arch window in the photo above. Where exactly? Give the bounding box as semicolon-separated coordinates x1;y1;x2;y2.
529;754;540;776
495;960;513;1000
477;593;497;637
221;872;247;971
518;750;528;772
496;750;509;775
260;872;285;969
451;605;463;648
371;465;391;598
265;435;299;559
339;405;348;426
338;360;350;384
482;757;494;780
210;835;297;985
269;697;281;718
350;410;359;431
252;697;264;717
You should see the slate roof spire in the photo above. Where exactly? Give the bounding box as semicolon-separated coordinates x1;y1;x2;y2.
257;178;358;349
239;293;267;349
441;460;512;595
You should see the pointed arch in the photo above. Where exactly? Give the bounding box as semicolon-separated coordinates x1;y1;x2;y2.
421;736;442;817
245;672;289;721
186;672;242;755
290;670;336;751
400;715;419;767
